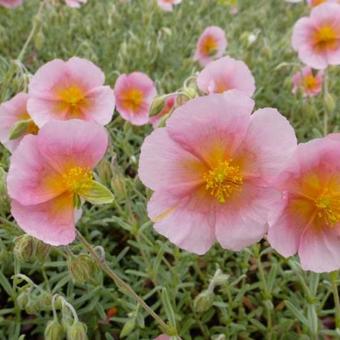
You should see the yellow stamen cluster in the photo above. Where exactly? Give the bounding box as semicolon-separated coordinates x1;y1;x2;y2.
201;36;218;57
58;85;87;117
121;88;144;112
203;160;243;204
303;74;318;91
62;167;93;194
315;194;340;227
313;25;338;52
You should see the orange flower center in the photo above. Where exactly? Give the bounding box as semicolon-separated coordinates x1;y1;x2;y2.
200;35;218;57
303;74;318;91
314;193;340;227
62;166;93;194
313;25;339;52
203;160;243;203
310;0;326;6
121;88;144;113
57;85;88;118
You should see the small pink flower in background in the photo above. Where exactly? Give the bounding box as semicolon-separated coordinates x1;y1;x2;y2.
306;0;338;8
114;72;157;126
7;120;108;246
27;57;115;127
65;0;87;8
157;0;182;11
268;135;340;273
194;26;227;67
0;0;22;8
197;56;256;97
139;91;297;254
292;3;340;69
149;95;177;128
0;93;38;152
292;67;323;97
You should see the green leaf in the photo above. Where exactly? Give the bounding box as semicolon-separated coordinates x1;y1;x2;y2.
79;180;114;205
9;120;31;140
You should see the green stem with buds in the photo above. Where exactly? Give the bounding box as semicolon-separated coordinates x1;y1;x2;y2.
76;230;175;336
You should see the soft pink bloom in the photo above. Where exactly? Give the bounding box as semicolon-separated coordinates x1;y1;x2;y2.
138;91;297;254
149;95;177;128
114;72;157;126
27;57;115;127
65;0;86;8
292;3;340;69
157;0;181;11
194;26;227;67
0;0;22;8
268;136;340;273
306;0;338;8
197;57;256;97
7;120;108;246
0;93;38;152
292;67;324;97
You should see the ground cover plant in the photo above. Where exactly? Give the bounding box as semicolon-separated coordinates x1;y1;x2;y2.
1;0;340;339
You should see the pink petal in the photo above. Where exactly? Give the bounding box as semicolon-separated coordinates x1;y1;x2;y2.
242;108;297;182
166;91;254;163
11;193;77;246
7;135;64;206
138;128;204;195
36;119;108;173
148;191;216;255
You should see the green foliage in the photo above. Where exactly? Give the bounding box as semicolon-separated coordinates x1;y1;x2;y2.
0;0;340;339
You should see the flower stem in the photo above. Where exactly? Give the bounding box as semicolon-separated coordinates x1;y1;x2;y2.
76;230;174;335
17;0;47;62
330;272;340;330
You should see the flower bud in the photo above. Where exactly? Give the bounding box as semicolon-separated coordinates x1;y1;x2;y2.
16;290;29;310
67;254;99;285
66;321;88;340
0;168;10;214
110;172;127;201
96;159;113;187
13;235;50;263
45;319;65;340
193;289;215;313
324;93;336;113
149;96;167;117
120;318;135;338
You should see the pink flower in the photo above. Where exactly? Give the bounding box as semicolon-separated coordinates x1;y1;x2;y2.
197;57;256;97
65;0;86;8
0;93;38;152
292;67;324;97
149;95;177;128
138;91;297;254
194;26;227;67
306;0;338;8
268;135;340;272
157;0;181;11
114;72;157;126
27;57;115;127
7;120;108;246
292;3;340;69
0;0;22;8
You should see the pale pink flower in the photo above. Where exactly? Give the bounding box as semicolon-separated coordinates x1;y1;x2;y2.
65;0;86;8
114;72;157;126
194;26;227;67
0;93;38;152
157;0;181;11
306;0;338;8
27;57;115;127
149;95;177;128
0;0;22;8
268;135;340;272
197;57;256;97
138;91;297;254
292;3;340;69
292;67;324;97
7;120;108;246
